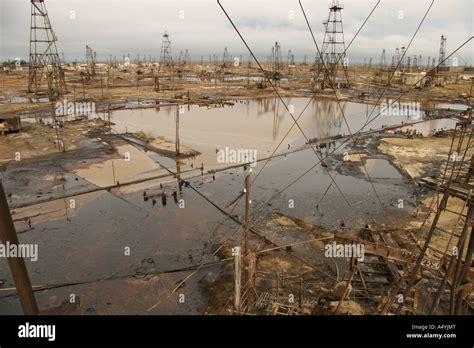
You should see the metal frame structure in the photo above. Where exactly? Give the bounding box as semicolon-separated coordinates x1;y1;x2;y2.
315;0;350;89
381;111;474;315
159;31;173;66
85;45;96;79
28;0;67;100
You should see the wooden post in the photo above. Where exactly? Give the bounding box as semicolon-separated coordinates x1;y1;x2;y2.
248;252;256;289
244;174;250;255
175;105;180;156
276;272;280;298
107;104;111;133
111;159;116;185
176;161;182;194
299;277;304;308
0;181;38;314
234;246;241;313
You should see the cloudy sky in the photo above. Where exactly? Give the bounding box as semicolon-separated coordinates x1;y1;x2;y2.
1;0;473;64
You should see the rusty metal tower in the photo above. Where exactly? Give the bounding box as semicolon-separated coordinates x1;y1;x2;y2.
316;0;349;89
391;47;401;70
28;0;66;99
85;45;96;78
160;31;173;66
380;111;474;315
184;49;191;65
379;49;387;69
270;41;282;73
287;49;295;66
222;47;230;67
439;34;447;67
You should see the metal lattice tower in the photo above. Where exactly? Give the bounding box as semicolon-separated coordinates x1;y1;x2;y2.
391;47;400;70
85;45;96;78
28;0;66;99
160;31;173;66
287;50;295;66
222;47;230;67
379;49;387;69
316;0;349;89
184;49;190;65
439;34;447;67
270;42;282;73
399;46;406;71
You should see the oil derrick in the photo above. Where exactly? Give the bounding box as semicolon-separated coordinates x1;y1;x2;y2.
427;56;431;68
378;49;387;69
368;57;372;69
184;49;190;65
222;47;230;68
315;0;349;89
391;47;400;70
287;49;295;66
380;111;474;315
438;34;448;72
28;0;66;100
270;41;282;76
160;31;173;67
399;46;406;71
85;45;96;79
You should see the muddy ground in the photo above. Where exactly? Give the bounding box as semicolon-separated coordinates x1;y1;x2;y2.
0;62;472;315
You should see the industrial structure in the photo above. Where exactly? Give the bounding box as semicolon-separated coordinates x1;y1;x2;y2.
85;45;97;79
160;31;173;66
315;0;350;89
1;0;472;322
27;0;67;99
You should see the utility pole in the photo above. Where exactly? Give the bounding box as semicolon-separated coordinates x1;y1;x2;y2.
243;173;250;254
0;181;39;315
234;246;242;312
175;105;180;156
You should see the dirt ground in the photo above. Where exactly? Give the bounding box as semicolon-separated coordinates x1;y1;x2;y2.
378;136;457;179
0;61;472;316
1;63;472;115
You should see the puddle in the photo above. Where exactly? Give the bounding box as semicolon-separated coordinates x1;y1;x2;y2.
73;144;166;187
111;97;456;170
361;159;402;179
0;97;457;314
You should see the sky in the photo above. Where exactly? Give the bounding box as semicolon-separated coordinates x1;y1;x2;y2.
1;0;473;65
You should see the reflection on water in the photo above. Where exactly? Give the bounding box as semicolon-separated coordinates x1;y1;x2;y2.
111;98;455;169
362;159;402;179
